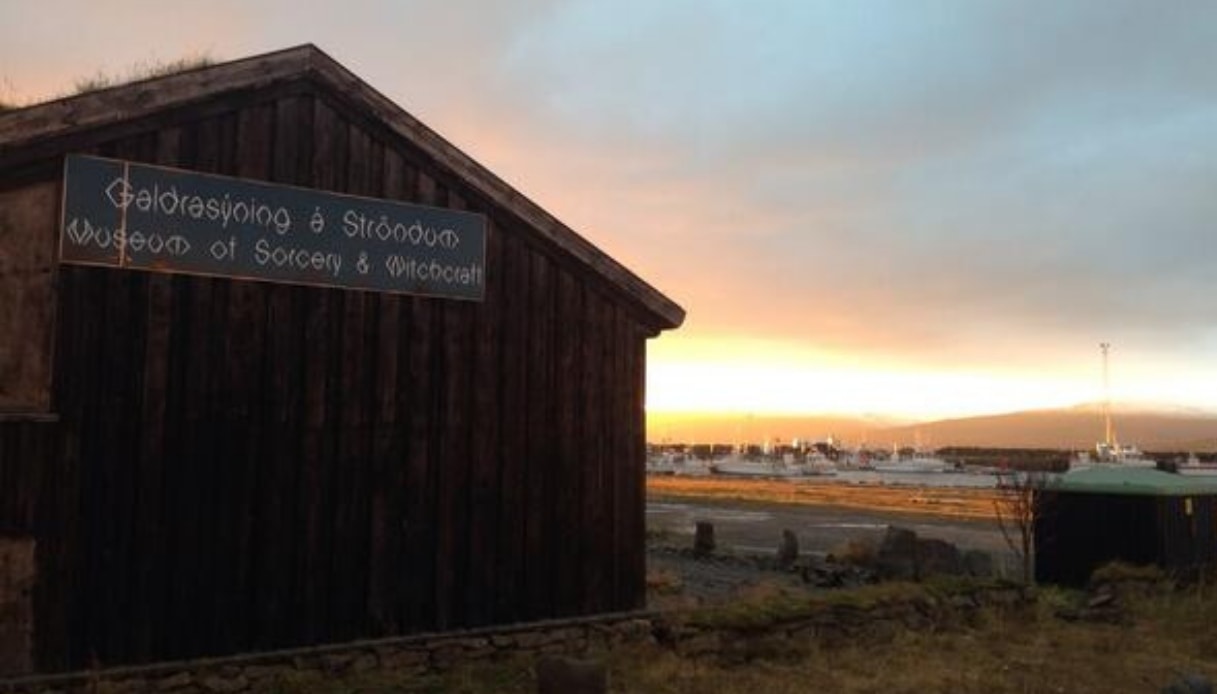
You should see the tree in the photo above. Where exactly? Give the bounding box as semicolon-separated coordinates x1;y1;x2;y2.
993;470;1052;584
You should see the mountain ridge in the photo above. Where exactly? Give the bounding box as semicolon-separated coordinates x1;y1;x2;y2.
647;404;1217;452
875;405;1217;451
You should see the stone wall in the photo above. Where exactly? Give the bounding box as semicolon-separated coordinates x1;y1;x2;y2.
655;582;1029;664
0;583;1031;693
0;612;655;693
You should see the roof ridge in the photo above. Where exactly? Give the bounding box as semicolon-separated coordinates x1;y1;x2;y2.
0;45;684;329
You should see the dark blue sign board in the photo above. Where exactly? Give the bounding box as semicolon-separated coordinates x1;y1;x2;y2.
59;155;487;300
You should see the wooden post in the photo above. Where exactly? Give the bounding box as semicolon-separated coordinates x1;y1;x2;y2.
693;522;716;557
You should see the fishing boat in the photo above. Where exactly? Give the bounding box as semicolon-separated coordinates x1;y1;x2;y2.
646;451;712;476
870;447;952;473
710;453;837;478
1176;453;1217;476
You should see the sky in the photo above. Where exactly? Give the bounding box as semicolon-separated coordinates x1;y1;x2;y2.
2;1;1215;421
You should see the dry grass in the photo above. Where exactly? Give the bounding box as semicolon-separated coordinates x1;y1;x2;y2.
249;581;1217;693
647;476;998;519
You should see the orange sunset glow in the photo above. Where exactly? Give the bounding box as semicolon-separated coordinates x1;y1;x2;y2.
3;3;1215;446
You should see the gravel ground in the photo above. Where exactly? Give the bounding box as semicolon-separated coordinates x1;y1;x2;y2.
646;547;810;608
645;493;1018;607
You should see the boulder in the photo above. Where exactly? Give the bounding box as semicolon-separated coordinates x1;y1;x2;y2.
874;526;967;580
917;538;962;577
875;526;919;580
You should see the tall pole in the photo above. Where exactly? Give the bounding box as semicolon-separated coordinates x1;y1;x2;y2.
1100;342;1113;447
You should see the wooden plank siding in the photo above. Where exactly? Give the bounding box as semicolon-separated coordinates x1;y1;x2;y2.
0;79;667;673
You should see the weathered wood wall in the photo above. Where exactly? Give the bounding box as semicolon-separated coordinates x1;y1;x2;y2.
1035;492;1217;586
0;183;57;412
0;86;653;671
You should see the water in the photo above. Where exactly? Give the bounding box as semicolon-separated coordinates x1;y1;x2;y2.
826;469;1003;489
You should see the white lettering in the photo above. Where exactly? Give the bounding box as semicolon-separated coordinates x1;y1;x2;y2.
254;238;342;278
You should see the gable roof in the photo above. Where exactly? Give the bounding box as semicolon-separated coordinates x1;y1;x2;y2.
1055;467;1217;496
0;44;684;330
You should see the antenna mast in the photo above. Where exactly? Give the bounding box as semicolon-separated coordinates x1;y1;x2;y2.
1100;342;1113;447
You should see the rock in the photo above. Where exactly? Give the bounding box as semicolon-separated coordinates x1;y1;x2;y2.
381;648;429;670
613;618;656;642
1162;673;1213;694
875;526;919;580
916;538;963;577
535;655;607;694
694;522;716;557
776;529;799;569
875;526;968;580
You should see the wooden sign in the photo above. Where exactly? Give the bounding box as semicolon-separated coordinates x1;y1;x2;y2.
59;155;487;299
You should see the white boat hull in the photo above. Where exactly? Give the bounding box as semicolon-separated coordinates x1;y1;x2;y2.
710;459;837;478
870;457;951;473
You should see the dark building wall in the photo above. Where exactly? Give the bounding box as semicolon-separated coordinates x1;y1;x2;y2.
0;85;657;671
1036;492;1159;586
1157;495;1217;572
1035;492;1217;586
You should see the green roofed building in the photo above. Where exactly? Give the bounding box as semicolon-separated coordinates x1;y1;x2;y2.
1035;467;1217;586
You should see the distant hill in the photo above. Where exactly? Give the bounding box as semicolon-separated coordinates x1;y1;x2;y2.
647;405;1217;452
874;405;1217;452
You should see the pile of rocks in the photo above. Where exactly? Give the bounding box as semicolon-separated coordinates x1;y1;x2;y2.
649;522;998;603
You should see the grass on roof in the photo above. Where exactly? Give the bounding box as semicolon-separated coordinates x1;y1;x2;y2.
0;53;218;113
70;53;216;96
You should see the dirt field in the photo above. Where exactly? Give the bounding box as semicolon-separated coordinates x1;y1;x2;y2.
647;475;1001;519
646;475;1018;600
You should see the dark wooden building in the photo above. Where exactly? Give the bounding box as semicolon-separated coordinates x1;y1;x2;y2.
0;45;683;673
1035;468;1217;586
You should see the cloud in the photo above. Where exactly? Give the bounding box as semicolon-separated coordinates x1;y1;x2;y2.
478;1;1217;373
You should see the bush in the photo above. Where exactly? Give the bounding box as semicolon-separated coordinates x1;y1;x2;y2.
830;538;877;568
1090;561;1167;587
